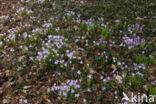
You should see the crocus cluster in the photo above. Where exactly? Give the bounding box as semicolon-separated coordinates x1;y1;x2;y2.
32;28;43;33
133;63;146;77
128;24;143;33
42;22;52;28
133;63;146;70
117;61;128;70
36;35;68;62
3;28;18;42
21;0;30;2
0;15;9;20
19;98;31;104
0;41;2;46
121;34;145;49
36;0;45;4
64;10;76;16
50;79;81;99
85;18;94;26
16;7;25;14
72;14;81;24
15;7;33;15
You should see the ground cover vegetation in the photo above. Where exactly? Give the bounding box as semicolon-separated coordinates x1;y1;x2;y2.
0;0;156;104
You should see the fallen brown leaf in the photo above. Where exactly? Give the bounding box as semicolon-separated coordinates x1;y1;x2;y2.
0;87;3;95
43;95;51;103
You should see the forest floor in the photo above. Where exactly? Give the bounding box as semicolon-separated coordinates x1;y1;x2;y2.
0;0;156;104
